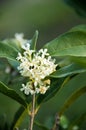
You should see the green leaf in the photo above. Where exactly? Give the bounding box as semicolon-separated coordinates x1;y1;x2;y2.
59;86;86;116
0;81;27;108
3;39;22;52
50;63;86;78
70;57;86;67
1;40;20;68
11;106;27;130
12;96;32;129
0;114;7;130
8;59;19;69
69;24;86;33
0;42;18;61
30;30;38;50
44;31;86;57
68;112;86;130
54;72;86;112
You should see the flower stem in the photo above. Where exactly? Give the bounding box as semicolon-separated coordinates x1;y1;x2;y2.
29;94;35;130
52;113;60;130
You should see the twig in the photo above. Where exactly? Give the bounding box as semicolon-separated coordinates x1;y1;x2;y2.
51;113;60;130
29;94;35;130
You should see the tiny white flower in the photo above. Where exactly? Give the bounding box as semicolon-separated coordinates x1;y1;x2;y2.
40;86;50;94
34;81;38;87
21;84;30;95
35;87;40;94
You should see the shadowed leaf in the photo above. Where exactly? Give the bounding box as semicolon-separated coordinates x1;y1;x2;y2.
0;81;27;108
68;112;86;130
59;86;86;116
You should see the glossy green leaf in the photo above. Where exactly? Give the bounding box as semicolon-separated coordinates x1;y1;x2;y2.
1;40;20;68
59;86;86;116
50;63;86;78
69;24;86;33
44;31;86;57
3;39;22;52
30;30;38;50
0;42;18;61
0;81;27;108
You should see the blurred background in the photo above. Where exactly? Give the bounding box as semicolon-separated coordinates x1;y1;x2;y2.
0;0;86;48
0;0;86;129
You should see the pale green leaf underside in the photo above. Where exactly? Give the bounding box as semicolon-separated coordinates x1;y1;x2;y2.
69;25;86;33
44;31;86;57
0;42;18;61
51;45;86;57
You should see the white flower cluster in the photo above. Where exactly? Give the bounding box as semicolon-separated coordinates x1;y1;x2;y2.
16;34;57;95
